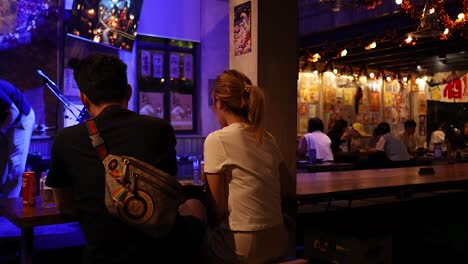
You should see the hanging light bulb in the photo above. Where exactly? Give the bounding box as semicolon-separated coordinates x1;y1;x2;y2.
405;36;413;43
395;0;402;4
340;49;348;57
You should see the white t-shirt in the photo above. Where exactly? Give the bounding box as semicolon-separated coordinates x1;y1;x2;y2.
301;131;334;161
203;123;283;231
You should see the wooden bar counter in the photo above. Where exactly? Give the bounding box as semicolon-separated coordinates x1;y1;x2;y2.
297;163;468;204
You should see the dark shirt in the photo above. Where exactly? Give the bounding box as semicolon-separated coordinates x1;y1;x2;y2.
46;105;192;264
327;130;343;153
0;80;31;117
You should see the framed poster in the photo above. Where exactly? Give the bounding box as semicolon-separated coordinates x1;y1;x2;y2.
170;92;193;130
152;53;163;78
139;92;163;118
369;91;380;112
183;54;193;80
170;53;180;78
233;1;252;56
140;50;151;77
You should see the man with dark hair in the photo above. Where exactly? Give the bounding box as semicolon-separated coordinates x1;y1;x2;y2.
46;54;205;263
398;119;420;153
0;80;35;198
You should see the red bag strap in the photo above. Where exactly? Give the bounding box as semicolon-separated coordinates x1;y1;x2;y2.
85;119;107;160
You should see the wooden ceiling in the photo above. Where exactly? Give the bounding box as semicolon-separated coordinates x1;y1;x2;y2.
300;2;468;75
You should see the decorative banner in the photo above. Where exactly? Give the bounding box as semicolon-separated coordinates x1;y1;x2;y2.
428;86;442;101
426;72;468;102
152;53;163;78
169;53;180;78
140;50;151;77
183;54;193;80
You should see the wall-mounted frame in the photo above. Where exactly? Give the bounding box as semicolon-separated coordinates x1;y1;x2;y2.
136;35;198;133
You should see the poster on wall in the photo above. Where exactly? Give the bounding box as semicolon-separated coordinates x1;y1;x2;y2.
298;103;308;117
170;53;180;78
139;92;163;118
308;104;316;118
170;92;193;130
343;89;354;106
183;54;193;80
323;87;336;112
234;1;252;56
152;53;163;78
140;50;151;77
369;91;380;112
298;73;320;103
299;116;308;133
418;93;427;114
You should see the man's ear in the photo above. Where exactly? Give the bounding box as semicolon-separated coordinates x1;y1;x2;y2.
79;92;90;111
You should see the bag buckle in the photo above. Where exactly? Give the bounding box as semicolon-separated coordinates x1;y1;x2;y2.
89;133;105;148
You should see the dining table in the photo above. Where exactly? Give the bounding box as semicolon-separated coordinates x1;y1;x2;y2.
0;196;76;264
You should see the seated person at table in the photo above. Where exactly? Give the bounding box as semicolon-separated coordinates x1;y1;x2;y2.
369;122;409;162
398;119;421;153
298;118;334;161
46;54;206;264
429;123;446;152
349;122;370;152
327;118;348;153
445;124;467;161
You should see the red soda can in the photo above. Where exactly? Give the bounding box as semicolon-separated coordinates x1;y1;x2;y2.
22;171;36;206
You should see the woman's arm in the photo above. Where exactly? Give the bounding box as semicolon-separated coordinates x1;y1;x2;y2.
205;172;228;227
279;161;296;219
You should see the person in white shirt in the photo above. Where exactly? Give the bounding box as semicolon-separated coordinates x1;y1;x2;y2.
203;69;293;263
298;118;334;161
398;119;421;153
429;123;446;151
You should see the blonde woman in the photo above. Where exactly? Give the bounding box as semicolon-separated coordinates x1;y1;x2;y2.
203;70;293;263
